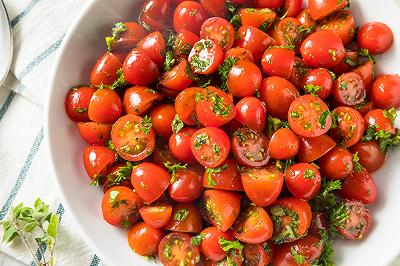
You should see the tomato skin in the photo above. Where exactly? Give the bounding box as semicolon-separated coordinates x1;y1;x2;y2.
141;0;171;22
203;159;243;191
127;222;164;256
308;0;348;21
318;147;354;180
224;48;254;62
83;146;116;181
269;128;300;160
164;203;203;233
271;17;303;51
149;104;176;141
123;48;160;86
261;47;294;79
254;0;284;9
200;227;234;262
285;163;321;200
260;77;299;120
333;72;366;106
169;169;203;202
174;29;200;57
300;29;345;69
370;74;400;109
88;89;122;123
353;61;374;90
139;203;173;229
303;68;334;99
365;109;396;134
240;8;277;30
350;141;386;173
318;10;356;46
340;169;378;205
200;17;235;51
357;22;394;55
203;189;241;232
297;134;336;163
233;206;274;244
90;52;122;86
77;122;112;145
235;26;275;62
139;11;164;32
175;87;202;126
337;200;372;240
243;243;274;266
123;86;163;115
131;162;170;204
137;31;166;68
102;186;143;228
330;106;365;147
109;22;147;52
284;0;303;17
158;232;201;266
235;97;267;132
297;9;315;29
227;60;262;97
169;127;197;164
173;1;208;35
241;166;284;207
65;87;96;122
200;0;226;17
160;58;193;91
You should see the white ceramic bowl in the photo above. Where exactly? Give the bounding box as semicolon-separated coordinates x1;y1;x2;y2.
45;0;400;265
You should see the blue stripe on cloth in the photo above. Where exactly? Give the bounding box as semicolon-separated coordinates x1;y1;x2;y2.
10;0;43;28
0;128;44;220
0;91;16;122
16;34;65;82
90;255;101;266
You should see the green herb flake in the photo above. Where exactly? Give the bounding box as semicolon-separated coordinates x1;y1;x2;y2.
213;144;221;155
383;107;397;125
75;107;87;113
358;48;376;64
304;84;321;95
194;133;210;150
105;22;128;51
219;237;244;253
319;110;331;129
111;68;128;89
352;152;363;173
290;111;301;118
173;208;189;221
191;232;205;246
164;161;187;184
171;114;184;134
218;57;238;91
164;50;176;72
141;115;152;135
290;247;305;264
304;169;316;179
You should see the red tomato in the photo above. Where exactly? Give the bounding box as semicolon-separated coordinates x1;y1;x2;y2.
235;26;275;62
188;39;224;74
108;22;147;52
357;22;394;55
240;8;276;30
174;29;200;57
224;47;254;62
140;0;171;22
149;104;176;141
203;159;243;191
297;9;315;29
175;87;202;126
203;189;241;232
318;146;354;180
302;68;334;99
353;61;374;90
268;128;300;160
173;1;208;35
169;127;197;164
158;232;201;266
233;206;273;244
137;31;166;68
300;29;345;69
285;163;321;200
271;17;303;51
337;200;372;240
235;97;267;132
123;86;163;115
139;11;163;32
232;128;270;167
164;203;203;233
318;10;356;46
364;109;396;134
199;227;234;262
111;114;156;161
241;166;284;207
243;243;274;266
139;203;173;229
288;94;332;138
308;212;328;236
297;134;336;163
127;222;163;256
331;50;359;75
340;169;378;205
190;127;230;168
260;76;300;120
370;74;400;109
160;58;193;91
65;87;96;122
261;47;295;79
103;164;133;192
289;57;310;89
102;186;143;228
153;139;180;167
333;72;366;106
254;0;284;9
200;17;235;51
169;168;203;202
131;162;170;204
200;0;226;17
330;106;365;147
123;48;160;85
83;146;116;181
227;60;262;97
284;0;303;17
77;122;112;145
90;52;122;86
350;141;387;173
88;89;122;123
269;198;312;244
308;0;348;21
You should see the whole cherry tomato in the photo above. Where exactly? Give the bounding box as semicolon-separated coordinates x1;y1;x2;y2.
123;48;160;85
173;1;208;35
302;68;334;99
308;0;349;21
235;26;275;62
168;168;203;202
169;127;197;164
261;47;295;79
254;0;284;9
127;222;163;256
203;159;243;191
199;227;235;262
65;87;96;122
200;0;226;17
224;48;254;62
235;97;267;132
370;74;400;109
283;0;303;17
107;22;147;52
318;146;354;180
88;88;122;124
357;22;394;54
285;163;322;200
227;60;262;97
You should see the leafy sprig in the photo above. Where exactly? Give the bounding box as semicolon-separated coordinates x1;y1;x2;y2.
362;125;400;152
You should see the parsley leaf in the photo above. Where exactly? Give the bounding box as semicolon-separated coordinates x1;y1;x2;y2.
164;162;187;184
267;116;289;136
171;114;184;134
218;57;238;91
191;232;205;246
173;208;189;221
290;247;305;264
310;179;342;212
274;158;296;173
319;110;331;129
304;84;321;94
304;169;316;179
105;22;128;51
362;125;400;152
383;107;397;125
358;48;376;64
352;152;363;173
141;116;152;135
329;202;349;235
110;68;127;89
205;164;228;187
219;237;244;253
164;50;176;71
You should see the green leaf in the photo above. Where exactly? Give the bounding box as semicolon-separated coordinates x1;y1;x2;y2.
310;179;342;212
23;222;37;233
358;48;376;64
12;203;24;217
383;107;397;125
2;225;19;243
171;114;184;134
318;110;331;129
329;202;349;234
304;84;321;95
47;214;59;239
206;164;228;187
194;133;210;150
173;208;189;221
105;22;128;51
352;152;363;173
315;230;335;266
267;116;289;136
218;57;238;91
164;50;176;72
141;116;153;135
191;232;205;246
304;169;316;179
34;198;43;208
290;247;305;264
219;237;244;253
110;68;127;89
164;162;187;184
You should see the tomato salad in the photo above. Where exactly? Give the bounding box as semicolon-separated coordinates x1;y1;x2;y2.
65;0;400;265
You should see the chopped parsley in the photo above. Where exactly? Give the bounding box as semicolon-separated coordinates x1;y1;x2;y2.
383;107;397;125
290;247;305;264
75;107;87;113
218;237;244;253
304;169;316;179
362;125;400;152
164;162;187;184
274;158;296;173
319;110;331;129
290;111;301;118
213;144;221;155
267;116;290;136
141;116;152;135
310;179;342;212
173;208;189;221
194;133;210;150
190;55;209;70
304;84;321;94
164;50;176;71
328;49;338;61
171;114;184;134
218;57;238;91
352;152;363;173
111;68;127;89
105;22;128;51
227;3;241;30
191;232;205;246
205;164;228;187
358;48;376;64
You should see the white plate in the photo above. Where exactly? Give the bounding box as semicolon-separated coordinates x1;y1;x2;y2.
44;0;400;265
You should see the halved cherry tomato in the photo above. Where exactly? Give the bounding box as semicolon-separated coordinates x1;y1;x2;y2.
65;87;96;122
203;159;243;191
175;87;202;126
102;186;143;228
243;243;274;266
160;58;193;91
137;31;166;68
336;200;372;240
169;168;203;202
174;29;200;57
235;26;275;62
203;189;241;232
111;114;156;161
333;72;366;106
370;74;400;109
90;52;122;86
164;203;203;233
200;0;226;17
308;0;348;21
139;203;173;229
88;88;122;123
285;163;321;200
199;227;234;262
235;97;267;132
297;9;315;29
123;48;160;85
318;146;354;180
289;57;310;89
318;10;356;45
254;0;284;9
269;198;312;244
224;47;254;62
123;86;163;115
261;47;295;79
233;206;273;244
169;127;197;164
330;106;365;147
353;61;374;90
302;68;334;99
227;60;262;97
149;104;176;141
271;17;303;50
241;166;284;207
297;134;336;163
189;39;224;74
128;222;163;256
240;8;276;30
190;127;230;168
357;22;394;55
158;232;201;266
77;122;112;145
308;212;328;236
173;1;208;35
83;146;116;181
108;22;147;52
350;141;386;173
364;108;396;134
103;164;133;192
200;17;235;51
283;0;303;17
269;128;300;160
340;169;378;205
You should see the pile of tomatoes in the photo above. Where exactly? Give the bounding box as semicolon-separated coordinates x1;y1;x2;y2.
65;0;400;265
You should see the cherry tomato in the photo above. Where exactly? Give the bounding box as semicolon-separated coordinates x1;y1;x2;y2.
158;232;201;266
169;127;197;164
111;114;156;161
174;29;200;57
199;227;234;262
235;26;275;62
203;159;243;191
254;0;284;9
88;88;122;123
108;22;147;52
233;206;273;244
241;166;284;207
365;109;396;134
127;222;163;256
227;60;262;97
203;189;241;232
164;203;203;233
269;198;312;244
240;8;276;30
302;68;334;99
190;127;230;168
260;76;300;120
285;163;321;200
297;9;315;29
77;122;112;145
224;48;254;62
235;97;267;132
149;104;176;141
200;17;235;51
123;48;160;85
353;61;374;90
139;11;163;32
308;0;348;21
269;128;300;160
200;0;226;17
340;169;378;205
370;74;400;109
123;86;163;115
331;50;359;75
175;87;202;126
139;203;173;229
336;200;372;240
318;10;356;46
102;186;143;228
103;164;133;192
90;52;122;86
160;58;193;91
297;134;336;163
318;146;354;180
140;0;171;22
189;39;224;74
300;29;345;69
350;140;386;173
261;47;295;79
283;0;303;17
83;146;116;181
330;106;365;147
289;57;310;89
173;1;208;35
65;87;96;122
271;17;303;51
169;168;203;202
243;243;274;266
137;31;166;68
357;22;394;55
333;72;366;106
